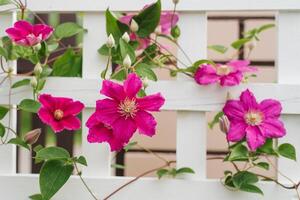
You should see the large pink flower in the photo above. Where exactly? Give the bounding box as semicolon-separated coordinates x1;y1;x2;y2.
38;94;84;133
194;60;257;87
223;89;286;151
6;20;53;46
86;73;165;151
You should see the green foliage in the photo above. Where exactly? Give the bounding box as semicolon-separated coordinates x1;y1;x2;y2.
119;38;136;62
0;123;5;137
171;25;181;39
278;143;296;161
227;143;249;161
257;139;277;156
255;162;269;170
124;141;138;152
35;146;71;162
208;111;224;129
231;171;263;195
208;45;228;54
156;167;195;179
111;164;125;169
54;22;86;39
0;0;11;6
19;99;41;113
135;63;157;81
106;9;129;42
231;38;251;50
133;0;161;38
75;156;88;166
29;194;44;200
0;105;9;120
11;79;30;89
8;137;30;150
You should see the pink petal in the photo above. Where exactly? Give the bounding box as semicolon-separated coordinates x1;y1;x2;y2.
112;117;137;143
33;24;53;40
137;93;165;111
38;94;55;109
86;112;99;128
226;122;247;142
96;99;120;125
108;138;126;151
135;111;157;137
101;80;126;101
63;101;85;116
119;14;134;25
223;100;245;121
61;116;81;131
240;89;259;110
14;20;33;33
227;60;257;73
124;73;142;98
259;118;286;138
194;65;220;85
259;99;282;118
87;123;112;143
5;28;24;40
160;12;179;34
246;126;266;151
49;120;65;133
37;107;54;124
54;97;73;110
219;72;243;86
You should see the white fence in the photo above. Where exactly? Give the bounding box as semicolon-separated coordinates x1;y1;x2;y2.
1;0;300;199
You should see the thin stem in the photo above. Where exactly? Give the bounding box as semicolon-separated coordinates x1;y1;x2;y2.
136;143;169;164
102;48;111;79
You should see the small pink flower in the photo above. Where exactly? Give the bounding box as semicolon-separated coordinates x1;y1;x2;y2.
6;20;53;46
223;89;286;151
86;73;165;151
194;60;257;87
38;94;84;133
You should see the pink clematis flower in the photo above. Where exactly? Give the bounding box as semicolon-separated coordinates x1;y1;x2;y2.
6;20;53;47
38;94;84;133
86;73;165;151
223;89;286;151
194;60;257;87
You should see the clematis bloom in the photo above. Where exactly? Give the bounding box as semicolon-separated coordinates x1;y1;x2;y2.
38;94;84;133
6;20;53;47
86;73;165;151
194;60;257;87
223;89;286;151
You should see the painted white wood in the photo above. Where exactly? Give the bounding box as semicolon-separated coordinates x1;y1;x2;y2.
277;11;300;183
0;174;296;200
176;12;207;179
0;13;17;174
81;12;111;176
22;0;300;12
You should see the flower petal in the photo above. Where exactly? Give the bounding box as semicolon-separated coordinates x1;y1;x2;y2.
54;97;73;110
259;118;286;138
246;126;266;151
219;71;243;86
37;107;54;124
137;93;165;111
194;65;220;85
87;123;112;143
5;28;24;40
33;24;53;40
135;111;157;137
38;94;55;109
63;101;85;116
101;80;126;101
119;14;134;25
240;89;258;110
112;117;137;143
14;20;33;33
61;116;81;131
160;12;179;34
96;99;120;125
226;122;247;142
223;100;245;121
259;99;282;118
124;73;143;98
49;120;65;133
227;60;257;73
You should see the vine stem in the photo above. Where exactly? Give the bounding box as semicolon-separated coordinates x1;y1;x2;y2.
73;161;99;200
103;160;176;200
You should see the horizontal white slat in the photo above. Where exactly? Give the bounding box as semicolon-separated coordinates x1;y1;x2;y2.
1;77;300;113
1;0;299;12
0;174;295;200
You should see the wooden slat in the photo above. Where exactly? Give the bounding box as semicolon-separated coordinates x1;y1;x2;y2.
0;174;296;200
81;12;111;177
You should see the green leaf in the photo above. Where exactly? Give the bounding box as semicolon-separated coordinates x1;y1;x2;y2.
0;106;9;120
193;59;216;68
0;0;11;6
208;45;228;54
34;144;44;153
257;24;275;34
2;36;17;60
135;63;157;81
231;38;251;49
228;143;249;161
119;38;136;62
54;22;86;39
106;9;129;42
40;66;53;78
98;44;110;56
176;167;195;175
278;143;296;161
76;156;88;166
171;25;181;39
156;169;169;179
111;69;126;81
137;89;146;97
240;184;264;195
133;0;161;38
19;99;41;113
124;141;137;152
111;164;125;169
256;162;269;170
11;78;30;89
29;194;44;200
232;171;258;189
257;139;277;155
40;160;74;200
0;123;5;137
208;111;224;129
8;137;30;150
0;46;8;59
36;146;70;161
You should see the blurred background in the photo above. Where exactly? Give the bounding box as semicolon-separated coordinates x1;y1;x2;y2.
16;11;277;178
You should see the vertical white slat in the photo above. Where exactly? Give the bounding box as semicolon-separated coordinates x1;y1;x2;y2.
82;12;111;176
277;11;300;182
0;13;17;174
176;12;207;179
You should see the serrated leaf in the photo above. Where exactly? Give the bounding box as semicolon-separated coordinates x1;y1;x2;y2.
19;99;41;113
11;78;30;89
0;106;9;120
54;22;86;39
278;143;296;161
208;45;228;54
8;137;30;150
36;146;70;161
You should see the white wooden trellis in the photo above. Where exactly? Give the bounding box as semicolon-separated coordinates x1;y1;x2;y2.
1;0;300;199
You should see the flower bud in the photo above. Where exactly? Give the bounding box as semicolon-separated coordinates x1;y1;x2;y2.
24;128;41;145
34;63;43;75
219;115;230;134
142;77;149;88
123;55;132;68
30;77;38;88
130;19;139;32
122;32;130;43
106;34;115;48
173;0;179;4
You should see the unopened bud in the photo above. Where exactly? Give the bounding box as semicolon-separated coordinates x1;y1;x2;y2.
34;63;43;75
24;128;41;145
130;19;139;32
30;77;38;88
122;32;130;43
106;34;115;48
123;55;132;68
219;115;230;134
173;0;179;4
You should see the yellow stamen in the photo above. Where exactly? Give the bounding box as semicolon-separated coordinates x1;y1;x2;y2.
54;109;64;120
118;98;138;119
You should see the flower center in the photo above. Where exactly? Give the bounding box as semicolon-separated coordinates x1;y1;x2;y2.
118;98;138;119
54;109;64;121
244;110;264;126
216;65;231;76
